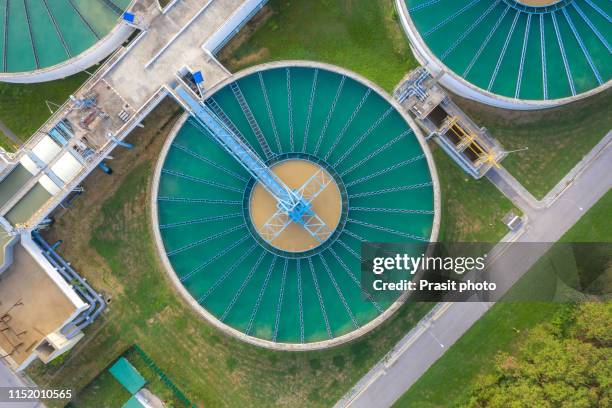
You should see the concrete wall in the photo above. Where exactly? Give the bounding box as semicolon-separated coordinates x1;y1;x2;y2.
202;0;268;54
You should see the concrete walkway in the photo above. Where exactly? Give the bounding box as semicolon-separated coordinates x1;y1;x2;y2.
0;120;19;146
104;0;238;109
487;131;612;215
0;360;43;407
336;136;612;408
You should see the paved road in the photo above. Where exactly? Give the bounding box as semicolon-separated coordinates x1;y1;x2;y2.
0;361;43;407
487;132;612;216
337;137;612;408
0;119;20;146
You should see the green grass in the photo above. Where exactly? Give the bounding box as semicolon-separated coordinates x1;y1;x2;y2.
0;72;89;150
219;0;417;92
71;347;189;408
69;370;131;408
453;89;612;199
433;147;517;242
393;302;567;408
393;190;612;407
561;189;612;242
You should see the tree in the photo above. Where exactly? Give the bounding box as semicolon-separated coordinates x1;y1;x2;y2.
464;302;611;407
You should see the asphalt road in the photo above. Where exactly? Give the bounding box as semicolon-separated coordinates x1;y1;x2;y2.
0;119;20;146
0;361;42;408
338;138;612;408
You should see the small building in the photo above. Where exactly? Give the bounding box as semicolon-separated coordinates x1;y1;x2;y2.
0;234;88;371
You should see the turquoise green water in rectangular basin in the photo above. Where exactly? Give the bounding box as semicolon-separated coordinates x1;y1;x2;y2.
5;183;51;226
0;164;33;210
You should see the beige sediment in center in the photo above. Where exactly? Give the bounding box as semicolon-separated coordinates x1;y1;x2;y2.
249;159;342;253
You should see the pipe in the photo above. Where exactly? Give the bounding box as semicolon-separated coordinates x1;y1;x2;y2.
98;162;113;174
31;231;106;339
109;135;134;149
51;240;62;250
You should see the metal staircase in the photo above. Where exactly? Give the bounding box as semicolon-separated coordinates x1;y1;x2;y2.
230;81;274;159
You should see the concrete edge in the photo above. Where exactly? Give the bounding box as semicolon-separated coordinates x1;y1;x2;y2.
394;0;612;110
542;131;612;207
152;61;441;351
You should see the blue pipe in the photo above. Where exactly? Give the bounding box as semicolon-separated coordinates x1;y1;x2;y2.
98;162;112;174
31;231;106;339
110;136;133;149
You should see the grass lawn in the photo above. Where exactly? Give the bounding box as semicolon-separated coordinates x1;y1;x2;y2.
561;189;612;242
0;72;89;150
432;146;516;242
393;190;612;407
70;347;190;408
68;370;131;408
218;0;416;92
27;100;435;407
453;89;612;199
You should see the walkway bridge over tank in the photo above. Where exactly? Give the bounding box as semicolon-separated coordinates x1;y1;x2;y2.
0;0;268;234
0;0;269;371
171;84;332;243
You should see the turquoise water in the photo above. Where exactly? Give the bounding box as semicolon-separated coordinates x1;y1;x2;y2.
0;0;132;73
5;182;51;226
0;164;33;209
157;66;435;344
406;0;611;100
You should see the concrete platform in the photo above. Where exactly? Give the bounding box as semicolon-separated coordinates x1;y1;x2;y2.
0;243;79;367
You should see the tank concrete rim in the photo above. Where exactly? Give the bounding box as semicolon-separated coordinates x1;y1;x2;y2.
0;0;138;83
151;61;440;351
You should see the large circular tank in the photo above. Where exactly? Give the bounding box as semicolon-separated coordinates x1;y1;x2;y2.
153;62;439;349
0;0;134;83
397;0;612;109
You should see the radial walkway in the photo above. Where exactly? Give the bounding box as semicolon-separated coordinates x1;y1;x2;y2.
0;0;260;232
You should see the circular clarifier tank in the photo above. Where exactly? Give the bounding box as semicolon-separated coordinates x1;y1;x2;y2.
0;0;133;80
398;0;612;107
153;62;439;349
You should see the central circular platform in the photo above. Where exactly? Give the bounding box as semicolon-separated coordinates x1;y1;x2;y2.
248;158;343;254
153;62;439;349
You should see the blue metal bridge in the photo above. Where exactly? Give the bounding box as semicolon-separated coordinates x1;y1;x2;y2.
173;85;332;244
